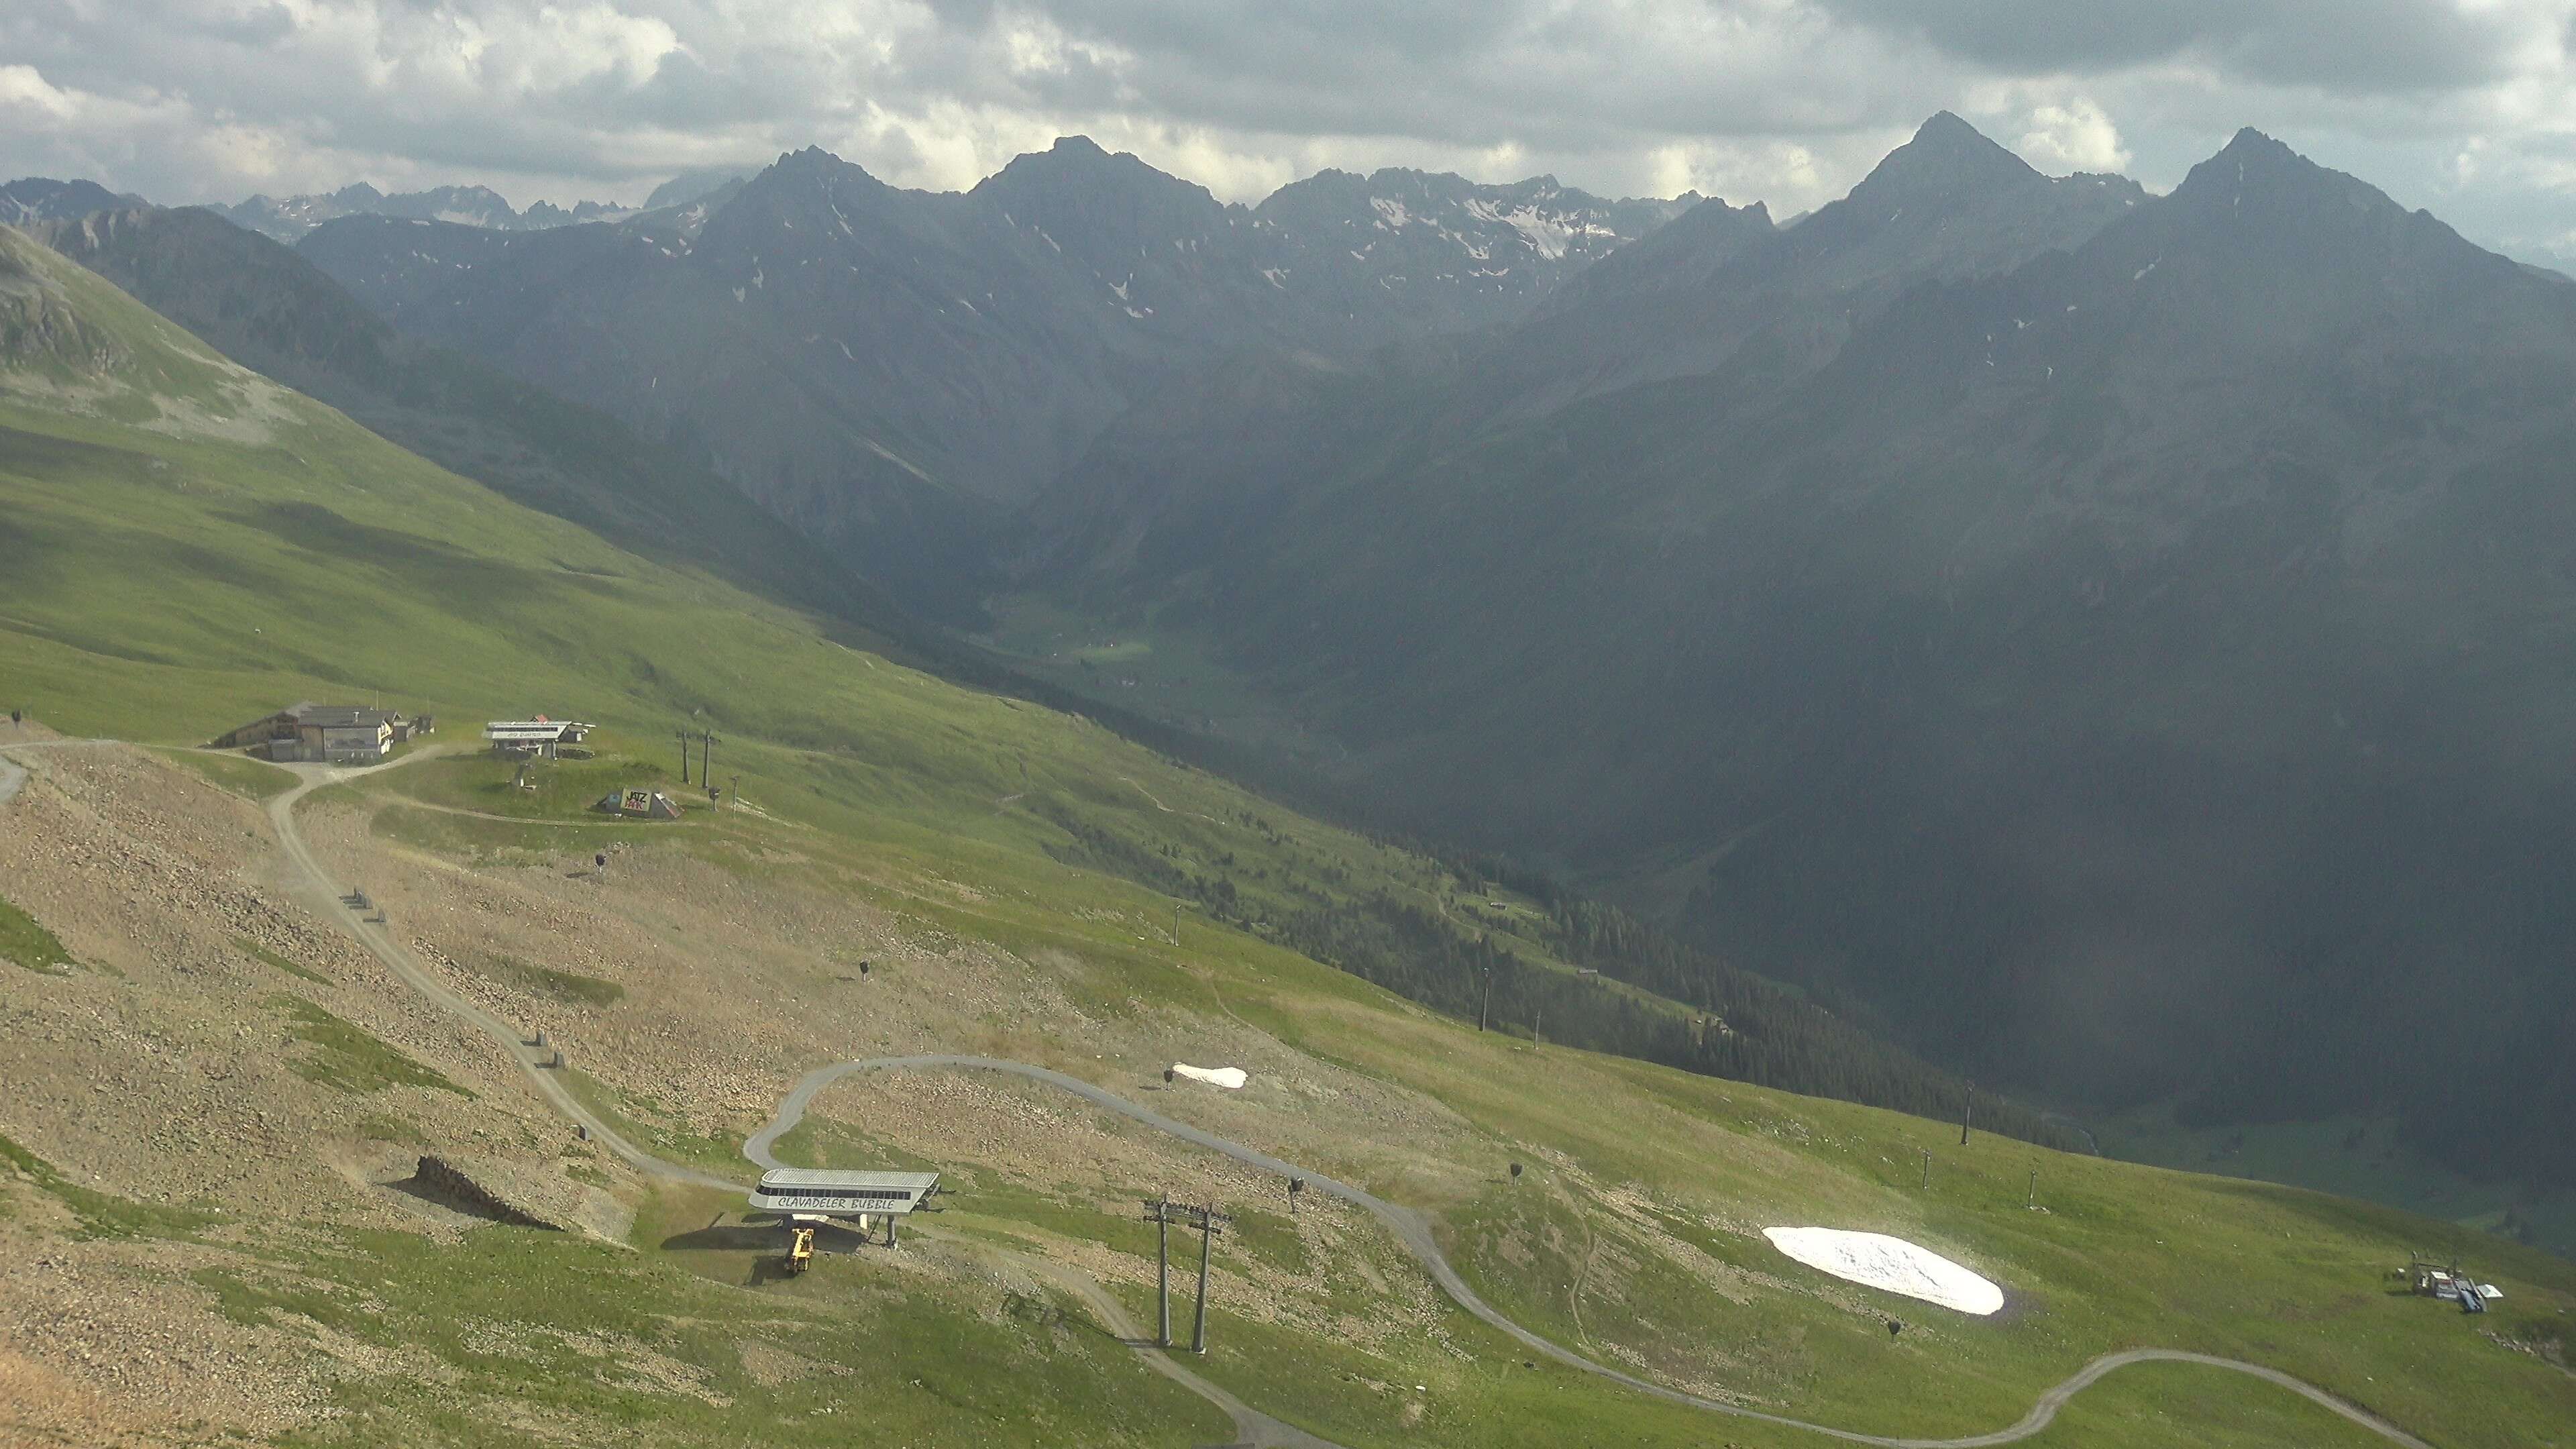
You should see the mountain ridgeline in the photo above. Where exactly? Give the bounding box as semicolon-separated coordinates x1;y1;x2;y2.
16;111;2576;1206
209;170;747;243
287;141;1690;617
0;212;2072;1159
1025;119;2576;1193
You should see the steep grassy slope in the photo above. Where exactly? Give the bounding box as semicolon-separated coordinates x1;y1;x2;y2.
5;223;2575;1448
0;222;2052;1148
28;203;918;649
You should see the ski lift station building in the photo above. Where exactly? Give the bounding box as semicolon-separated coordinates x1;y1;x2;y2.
749;1169;942;1244
484;718;594;758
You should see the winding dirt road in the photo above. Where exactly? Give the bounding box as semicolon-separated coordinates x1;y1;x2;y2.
747;1059;2434;1449
0;740;2434;1449
249;753;1322;1447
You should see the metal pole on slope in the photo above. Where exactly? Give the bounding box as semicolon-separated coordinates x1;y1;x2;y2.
1961;1082;1975;1146
676;729;692;784
1190;1203;1230;1356
1143;1197;1171;1347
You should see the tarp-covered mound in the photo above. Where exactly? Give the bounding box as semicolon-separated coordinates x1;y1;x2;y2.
1763;1227;2003;1315
1169;1063;1247;1089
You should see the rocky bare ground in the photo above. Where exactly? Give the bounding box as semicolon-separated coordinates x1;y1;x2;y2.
0;739;1487;1444
0;744;641;1442
411;1152;633;1240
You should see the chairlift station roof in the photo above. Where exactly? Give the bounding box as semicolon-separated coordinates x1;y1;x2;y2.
749;1168;941;1217
484;720;589;742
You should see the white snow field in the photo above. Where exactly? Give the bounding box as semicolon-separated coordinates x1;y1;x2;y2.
1762;1227;2005;1315
1169;1063;1248;1089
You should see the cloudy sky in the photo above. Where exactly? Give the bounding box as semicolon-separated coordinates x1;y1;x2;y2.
9;1;2576;264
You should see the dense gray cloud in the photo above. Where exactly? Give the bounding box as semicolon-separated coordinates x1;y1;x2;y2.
5;1;2576;266
1817;0;2534;91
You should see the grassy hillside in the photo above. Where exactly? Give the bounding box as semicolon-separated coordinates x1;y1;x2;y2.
29;204;928;650
305;740;2576;1449
0;221;2057;1149
4;223;2575;1448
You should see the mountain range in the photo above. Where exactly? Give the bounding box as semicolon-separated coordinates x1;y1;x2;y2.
8;206;2573;1449
12;110;2575;1226
1;176;149;227
285;140;1691;614
1024;117;2576;1195
209;169;748;243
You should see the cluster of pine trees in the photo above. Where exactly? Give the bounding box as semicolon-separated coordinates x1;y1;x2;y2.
1046;813;2081;1152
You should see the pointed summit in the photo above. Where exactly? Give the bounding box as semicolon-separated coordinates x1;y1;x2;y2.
774;144;847;172
1851;113;2041;204
2171;126;2360;212
2153;125;2508;286
2218;127;2297;163
974;137;1223;225
1915;110;1987;146
753;145;885;198
2205;127;2308;181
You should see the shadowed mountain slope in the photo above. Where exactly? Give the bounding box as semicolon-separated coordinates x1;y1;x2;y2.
1016;121;2576;1195
292;140;1688;620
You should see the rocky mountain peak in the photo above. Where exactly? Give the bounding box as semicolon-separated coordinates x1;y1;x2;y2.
1851;111;2042;203
2168;126;2408;230
0;177;149;227
977;136;1212;203
771;145;849;175
745;146;889;207
2217;126;2299;166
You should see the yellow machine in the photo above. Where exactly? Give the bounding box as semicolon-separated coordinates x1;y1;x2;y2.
786;1225;816;1274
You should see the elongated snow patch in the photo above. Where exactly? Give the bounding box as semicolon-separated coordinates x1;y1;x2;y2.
1763;1228;2004;1316
1170;1064;1247;1089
